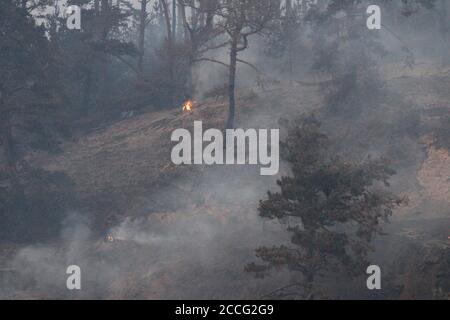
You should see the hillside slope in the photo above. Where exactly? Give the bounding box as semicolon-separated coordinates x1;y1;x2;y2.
13;62;450;299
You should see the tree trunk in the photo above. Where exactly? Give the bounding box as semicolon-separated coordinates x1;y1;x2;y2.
177;1;186;42
98;0;111;113
138;0;147;78
94;0;100;16
160;0;172;44
286;0;293;86
227;39;238;129
286;0;292;16
172;0;177;42
160;0;175;104
100;0;110;40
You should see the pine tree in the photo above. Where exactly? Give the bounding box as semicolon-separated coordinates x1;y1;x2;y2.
247;116;405;298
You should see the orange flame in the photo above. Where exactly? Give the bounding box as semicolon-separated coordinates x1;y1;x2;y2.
182;100;193;112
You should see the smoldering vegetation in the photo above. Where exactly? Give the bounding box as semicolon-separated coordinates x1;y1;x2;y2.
0;0;449;299
1;168;292;299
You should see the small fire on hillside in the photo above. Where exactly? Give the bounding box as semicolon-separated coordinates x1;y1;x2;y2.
182;100;193;112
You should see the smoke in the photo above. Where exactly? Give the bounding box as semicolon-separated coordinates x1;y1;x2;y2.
1;158;293;299
2;1;449;300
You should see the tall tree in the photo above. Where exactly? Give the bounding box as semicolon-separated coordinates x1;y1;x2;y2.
0;0;56;191
178;0;223;96
159;0;175;101
216;0;281;128
0;0;77;242
138;0;149;78
247;116;405;299
172;0;177;41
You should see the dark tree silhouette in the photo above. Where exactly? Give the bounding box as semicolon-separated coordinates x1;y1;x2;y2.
247;116;405;299
216;0;281;128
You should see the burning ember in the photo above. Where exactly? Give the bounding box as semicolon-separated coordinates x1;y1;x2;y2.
182;100;193;112
106;235;115;242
